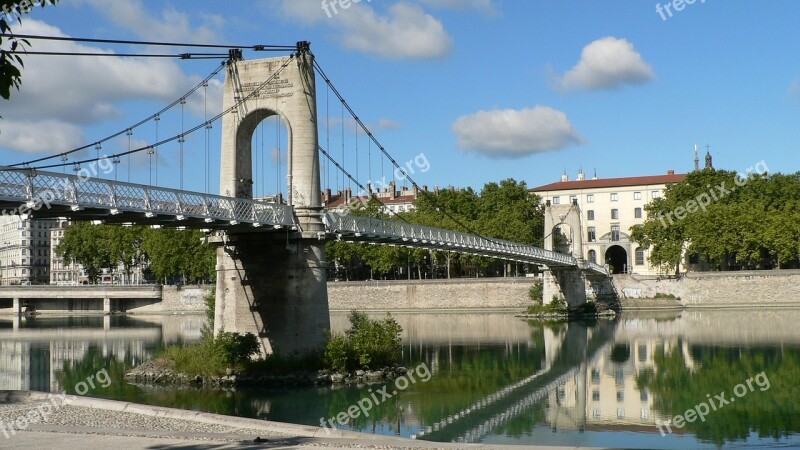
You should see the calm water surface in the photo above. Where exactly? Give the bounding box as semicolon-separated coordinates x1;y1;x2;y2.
2;309;799;449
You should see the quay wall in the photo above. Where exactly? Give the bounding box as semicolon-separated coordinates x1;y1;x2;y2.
1;270;799;314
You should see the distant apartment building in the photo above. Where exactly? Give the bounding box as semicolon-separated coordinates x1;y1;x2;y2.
532;170;686;275
0;215;57;285
324;181;440;214
49;218;83;285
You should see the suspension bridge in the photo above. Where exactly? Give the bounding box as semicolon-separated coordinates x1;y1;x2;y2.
1;41;611;354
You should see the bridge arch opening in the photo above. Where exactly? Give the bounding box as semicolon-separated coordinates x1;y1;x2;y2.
552;224;572;255
605;245;627;274
240;111;290;202
233;108;292;201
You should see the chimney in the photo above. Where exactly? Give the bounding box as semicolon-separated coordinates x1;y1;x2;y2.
592;169;598;180
367;183;373;197
434;185;439;195
577;169;585;181
344;187;351;204
324;188;331;202
413;185;419;196
389;181;396;200
560;170;568;182
423;185;428;192
667;169;675;175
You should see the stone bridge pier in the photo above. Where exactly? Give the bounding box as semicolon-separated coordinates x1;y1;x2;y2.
212;44;330;356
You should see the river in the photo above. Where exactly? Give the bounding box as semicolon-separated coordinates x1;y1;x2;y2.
2;309;799;449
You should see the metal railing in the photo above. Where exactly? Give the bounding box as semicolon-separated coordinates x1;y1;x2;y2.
0;167;296;228
324;212;577;267
584;260;610;276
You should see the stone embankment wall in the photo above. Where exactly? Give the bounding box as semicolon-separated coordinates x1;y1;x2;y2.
612;270;800;308
127;285;211;313
327;278;537;311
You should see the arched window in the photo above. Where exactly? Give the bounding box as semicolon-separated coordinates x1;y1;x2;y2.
635;247;645;266
588;250;597;264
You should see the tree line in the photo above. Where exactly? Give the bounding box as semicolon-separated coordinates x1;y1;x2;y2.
57;223;215;284
631;169;800;273
326;178;545;280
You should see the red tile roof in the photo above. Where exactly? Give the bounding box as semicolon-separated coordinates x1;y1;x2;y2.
325;194;417;208
531;173;686;192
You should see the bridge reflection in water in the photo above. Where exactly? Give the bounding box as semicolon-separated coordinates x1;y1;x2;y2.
2;310;800;448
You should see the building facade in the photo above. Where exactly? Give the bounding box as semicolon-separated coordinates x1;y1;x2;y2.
532;170;686;275
0;216;57;285
49;218;83;285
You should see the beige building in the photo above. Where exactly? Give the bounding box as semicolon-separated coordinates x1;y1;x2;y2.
532;170;686;275
49;218;83;285
324;182;439;215
0;216;57;285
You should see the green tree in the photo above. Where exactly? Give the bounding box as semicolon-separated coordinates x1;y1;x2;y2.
56;222;113;283
0;1;58;101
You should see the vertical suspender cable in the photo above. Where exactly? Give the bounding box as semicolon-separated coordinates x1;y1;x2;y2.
203;81;209;194
126;128;132;182
179;97;186;189
341;102;346;191
276;116;280;197
154;113;160;186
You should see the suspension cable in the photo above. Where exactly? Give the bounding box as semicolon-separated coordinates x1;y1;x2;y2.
11;61;227;168
319;145;410;224
6;33;295;51
313;57;502;244
23;55;296;172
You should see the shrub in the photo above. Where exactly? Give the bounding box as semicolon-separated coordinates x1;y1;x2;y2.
214;331;260;367
159;330;260;376
528;281;543;305
323;311;403;372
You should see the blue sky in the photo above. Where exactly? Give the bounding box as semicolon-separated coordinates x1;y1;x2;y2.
1;0;799;197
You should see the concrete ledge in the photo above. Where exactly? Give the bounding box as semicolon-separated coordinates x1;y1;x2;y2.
6;391;404;441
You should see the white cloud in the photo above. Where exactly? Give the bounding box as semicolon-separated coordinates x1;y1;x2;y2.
337;2;452;59
452;106;583;158
790;80;800;103
556;37;655;91
73;0;222;44
377;118;403;130
417;0;498;15
0;119;84;154
271;0;452;60
278;0;327;24
0;18;223;155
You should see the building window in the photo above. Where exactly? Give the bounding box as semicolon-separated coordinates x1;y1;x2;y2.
587;194;594;203
587;227;596;243
587;210;595;221
591;368;600;385
610;193;618;202
592;390;600;402
611;225;620;242
552;196;560;205
611;209;619;220
652;190;661;199
634;207;643;219
638;344;648;362
617;391;625;402
635;248;645;265
569;195;577;204
634;191;642;200
588;250;597;264
641;390;649;402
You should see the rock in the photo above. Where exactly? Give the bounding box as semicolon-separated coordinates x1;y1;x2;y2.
330;373;345;383
226;368;234;376
366;370;384;380
355;370;366;377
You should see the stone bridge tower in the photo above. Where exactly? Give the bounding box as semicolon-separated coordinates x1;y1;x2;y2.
213;43;330;355
543;200;589;308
